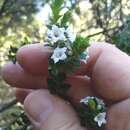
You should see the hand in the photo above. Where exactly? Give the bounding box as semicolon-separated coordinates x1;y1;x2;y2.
2;43;130;130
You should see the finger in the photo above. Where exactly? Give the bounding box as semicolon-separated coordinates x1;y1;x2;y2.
2;62;95;104
24;90;87;130
88;43;130;101
16;44;88;76
16;44;50;75
2;62;47;89
105;98;130;130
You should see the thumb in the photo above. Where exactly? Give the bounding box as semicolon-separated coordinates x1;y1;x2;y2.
24;90;86;130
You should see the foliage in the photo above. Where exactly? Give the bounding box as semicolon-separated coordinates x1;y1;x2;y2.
0;0;39;37
8;36;32;64
0;0;130;129
112;15;130;54
72;36;89;55
46;0;89;99
51;0;64;23
60;11;72;27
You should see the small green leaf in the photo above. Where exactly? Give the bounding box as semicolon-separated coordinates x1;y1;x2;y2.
72;36;89;56
47;78;57;94
60;11;71;26
48;67;59;77
8;46;18;64
73;59;81;68
80;52;87;60
51;0;64;24
57;73;66;81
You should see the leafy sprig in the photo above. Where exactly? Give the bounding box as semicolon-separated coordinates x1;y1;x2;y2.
72;36;89;56
8;37;32;64
60;11;72;27
51;0;64;24
51;0;72;27
78;97;106;128
46;0;90;99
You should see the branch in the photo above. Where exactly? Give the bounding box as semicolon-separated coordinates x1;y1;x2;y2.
119;0;123;22
0;0;9;17
87;26;120;38
0;99;17;113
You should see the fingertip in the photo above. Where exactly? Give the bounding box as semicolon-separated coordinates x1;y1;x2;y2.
89;43;130;101
23;90;53;125
86;42;116;76
88;42;112;62
16;44;50;75
2;62;47;89
23;90;82;130
2;62;16;84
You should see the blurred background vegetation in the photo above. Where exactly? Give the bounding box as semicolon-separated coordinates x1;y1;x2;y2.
0;0;130;129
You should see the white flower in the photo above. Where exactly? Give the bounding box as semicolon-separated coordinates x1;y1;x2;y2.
66;27;76;43
80;96;94;104
80;96;105;108
46;25;66;43
95;98;105;109
52;25;65;40
46;30;54;42
51;47;67;63
94;112;107;127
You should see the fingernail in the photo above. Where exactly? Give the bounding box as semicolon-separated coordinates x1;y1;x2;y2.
24;90;53;123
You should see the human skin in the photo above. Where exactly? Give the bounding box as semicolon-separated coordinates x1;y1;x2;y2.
2;42;130;130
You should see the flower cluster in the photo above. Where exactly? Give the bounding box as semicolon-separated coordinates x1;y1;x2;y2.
80;96;107;128
46;24;89;97
45;25;66;44
45;25;77;64
45;25;76;45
